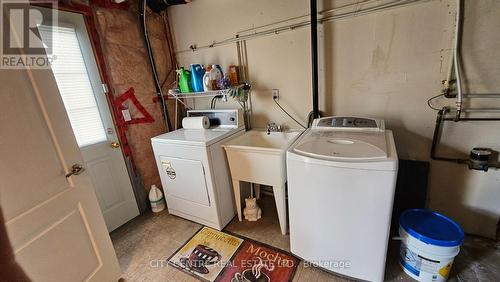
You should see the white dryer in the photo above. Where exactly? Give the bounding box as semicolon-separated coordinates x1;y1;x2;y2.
151;109;244;230
287;116;398;282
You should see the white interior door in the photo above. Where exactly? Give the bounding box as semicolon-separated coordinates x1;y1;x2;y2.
38;8;139;232
0;47;121;282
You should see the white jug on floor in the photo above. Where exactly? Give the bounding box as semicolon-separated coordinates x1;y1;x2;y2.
149;185;165;213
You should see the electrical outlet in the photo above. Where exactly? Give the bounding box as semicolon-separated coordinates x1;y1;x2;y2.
272;89;279;100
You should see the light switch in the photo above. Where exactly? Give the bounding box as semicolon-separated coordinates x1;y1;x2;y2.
122;109;132;122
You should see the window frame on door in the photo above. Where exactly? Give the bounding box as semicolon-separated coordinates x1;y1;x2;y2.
39;22;109;148
32;2;133;158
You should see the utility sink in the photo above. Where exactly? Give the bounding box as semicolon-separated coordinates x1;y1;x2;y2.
222;130;301;183
224;130;301;152
222;129;302;234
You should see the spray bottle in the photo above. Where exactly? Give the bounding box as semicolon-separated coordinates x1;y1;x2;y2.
177;67;192;93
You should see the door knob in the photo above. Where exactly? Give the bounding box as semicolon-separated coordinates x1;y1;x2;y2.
110;142;120;148
65;164;85;178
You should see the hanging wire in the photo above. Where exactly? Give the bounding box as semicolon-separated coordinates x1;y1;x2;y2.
273;98;307;129
427;93;445;111
210;95;223;109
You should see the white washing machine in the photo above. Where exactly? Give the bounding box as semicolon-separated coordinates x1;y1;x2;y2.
287;116;398;282
151;109;244;230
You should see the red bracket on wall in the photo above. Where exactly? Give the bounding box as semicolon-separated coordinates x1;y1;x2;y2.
114;87;155;128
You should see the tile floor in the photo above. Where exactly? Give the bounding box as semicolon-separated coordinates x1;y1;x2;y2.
111;195;500;281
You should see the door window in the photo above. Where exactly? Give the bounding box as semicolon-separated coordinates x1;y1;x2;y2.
39;25;107;147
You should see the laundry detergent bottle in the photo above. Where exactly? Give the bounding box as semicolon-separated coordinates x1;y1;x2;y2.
177;67;192;93
190;64;205;92
149;185;166;213
203;65;213;91
209;64;222;90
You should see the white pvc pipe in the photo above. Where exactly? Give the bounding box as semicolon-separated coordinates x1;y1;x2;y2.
453;0;464;118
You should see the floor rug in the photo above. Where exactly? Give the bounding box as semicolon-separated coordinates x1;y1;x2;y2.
168;227;300;282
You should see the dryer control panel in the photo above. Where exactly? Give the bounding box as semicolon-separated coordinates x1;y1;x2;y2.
312;116;385;131
187;109;244;128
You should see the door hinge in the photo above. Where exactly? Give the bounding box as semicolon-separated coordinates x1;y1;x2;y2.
102;83;109;94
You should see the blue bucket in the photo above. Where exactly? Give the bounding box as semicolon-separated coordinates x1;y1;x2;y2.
398;209;464;282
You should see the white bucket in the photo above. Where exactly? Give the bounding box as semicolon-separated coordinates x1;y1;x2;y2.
399;227;460;282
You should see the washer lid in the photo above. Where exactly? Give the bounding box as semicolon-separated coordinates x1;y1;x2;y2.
293;131;388;160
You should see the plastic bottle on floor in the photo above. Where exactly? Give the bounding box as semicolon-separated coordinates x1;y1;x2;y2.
149;185;166;213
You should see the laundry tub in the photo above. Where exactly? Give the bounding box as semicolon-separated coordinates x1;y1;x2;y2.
222;129;302;235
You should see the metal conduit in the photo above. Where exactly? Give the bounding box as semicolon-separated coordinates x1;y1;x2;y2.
236;0;382;35
319;0;382;15
320;0;426;24
175;0;428;54
463;93;500;98
140;0;172;131
431;108;500;169
462;108;500;113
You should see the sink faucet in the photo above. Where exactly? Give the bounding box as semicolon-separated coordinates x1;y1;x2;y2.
266;122;282;135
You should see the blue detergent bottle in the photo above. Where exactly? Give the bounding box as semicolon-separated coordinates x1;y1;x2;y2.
190;64;205;92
